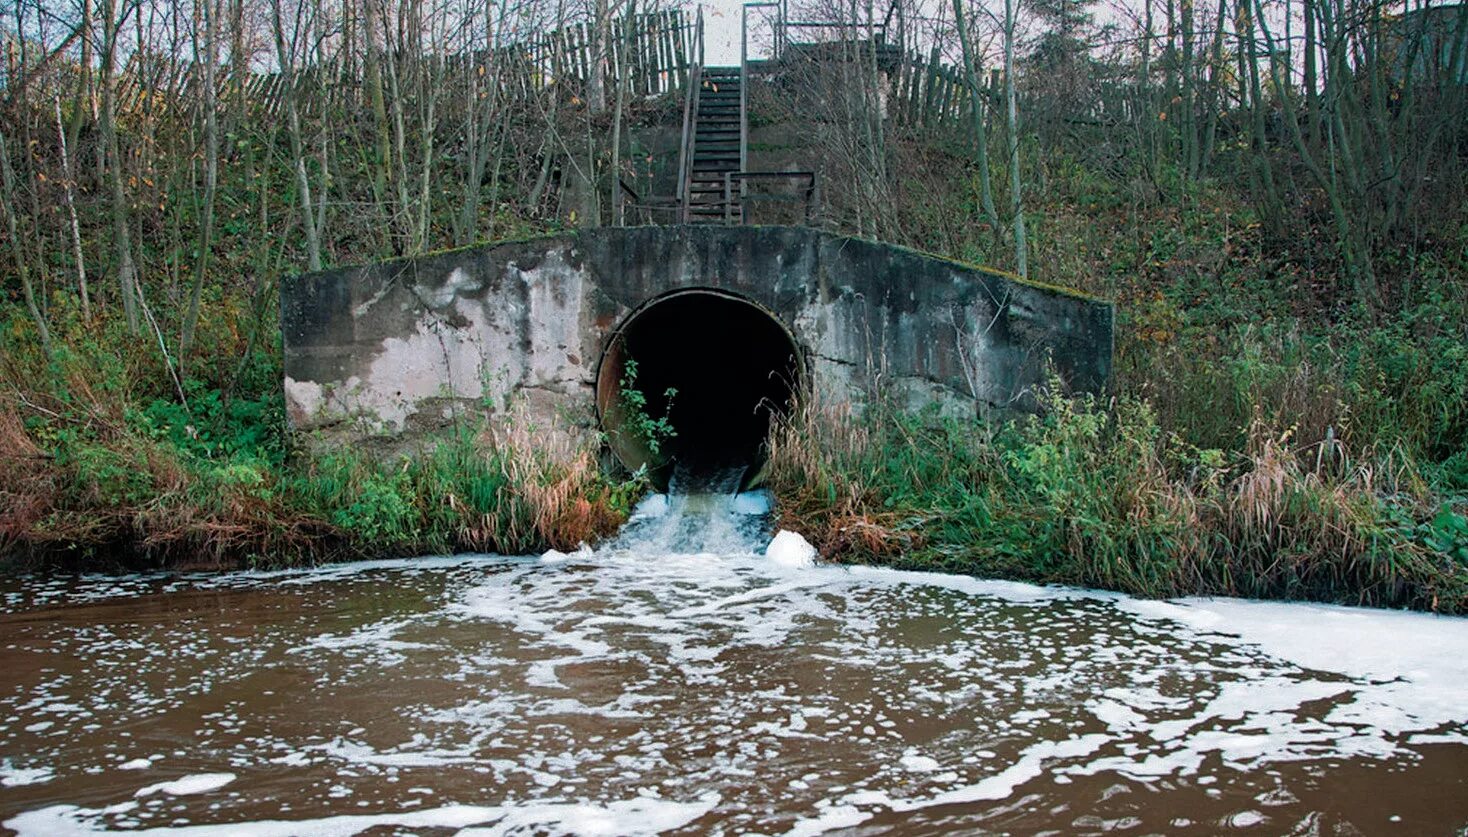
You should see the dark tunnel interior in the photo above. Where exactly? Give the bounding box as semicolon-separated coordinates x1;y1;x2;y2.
598;291;802;488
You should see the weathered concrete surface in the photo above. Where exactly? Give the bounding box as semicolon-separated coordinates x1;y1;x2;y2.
281;225;1113;445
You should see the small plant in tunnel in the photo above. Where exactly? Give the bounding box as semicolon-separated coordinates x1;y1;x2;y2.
618;358;678;456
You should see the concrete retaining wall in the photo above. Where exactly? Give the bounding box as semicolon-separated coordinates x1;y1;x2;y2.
281;226;1114;445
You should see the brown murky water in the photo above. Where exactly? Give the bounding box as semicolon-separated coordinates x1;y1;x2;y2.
2;499;1467;835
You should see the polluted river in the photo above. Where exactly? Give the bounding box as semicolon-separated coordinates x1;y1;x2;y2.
2;472;1467;835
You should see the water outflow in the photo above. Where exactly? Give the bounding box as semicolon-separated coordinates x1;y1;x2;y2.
608;463;773;556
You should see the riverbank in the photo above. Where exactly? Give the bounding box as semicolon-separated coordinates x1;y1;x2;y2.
0;398;640;570
3;376;1465;615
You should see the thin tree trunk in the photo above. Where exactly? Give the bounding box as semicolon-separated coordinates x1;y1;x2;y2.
364;0;393;220
1198;0;1228;172
590;0;610;114
952;0;999;230
609;0;632;223
1003;0;1028;277
182;0;220;362
99;0;140;334
271;0;323;271
1180;0;1198;179
1303;0;1319;146
53;97;91;320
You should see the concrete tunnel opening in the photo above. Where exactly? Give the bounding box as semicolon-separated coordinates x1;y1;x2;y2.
596;289;803;491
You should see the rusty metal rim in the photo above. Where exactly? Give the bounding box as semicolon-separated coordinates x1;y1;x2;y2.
593;286;807;423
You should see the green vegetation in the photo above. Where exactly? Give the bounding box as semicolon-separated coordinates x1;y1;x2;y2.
616;358;678;457
768;385;1468;614
0;314;640;567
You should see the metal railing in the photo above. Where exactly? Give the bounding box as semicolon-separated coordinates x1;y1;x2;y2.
675;8;705;223
757;0;903;58
721;170;817;224
616;179;680;226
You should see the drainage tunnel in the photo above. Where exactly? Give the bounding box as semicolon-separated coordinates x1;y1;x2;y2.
595;289;803;490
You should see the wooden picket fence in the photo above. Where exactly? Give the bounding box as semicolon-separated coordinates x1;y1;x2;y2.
109;9;697;120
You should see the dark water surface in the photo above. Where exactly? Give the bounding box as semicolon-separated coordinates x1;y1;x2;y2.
2;499;1467;835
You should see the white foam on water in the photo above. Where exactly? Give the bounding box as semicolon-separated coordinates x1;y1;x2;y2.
894;734;1112;810
0;761;55;788
899;754;942;772
5;794;719;837
780;803;872;836
539;545;595;564
732;489;772;516
1112;597;1468;742
133;773;236;797
766;530;817;568
628;494;669;521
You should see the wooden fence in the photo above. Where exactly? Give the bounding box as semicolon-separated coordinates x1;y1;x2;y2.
107;9;697;120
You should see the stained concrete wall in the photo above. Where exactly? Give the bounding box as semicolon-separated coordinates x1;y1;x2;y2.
281;225;1113;444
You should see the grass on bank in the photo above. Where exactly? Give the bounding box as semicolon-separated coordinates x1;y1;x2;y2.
0;307;643;568
1;401;641;569
766;379;1468;615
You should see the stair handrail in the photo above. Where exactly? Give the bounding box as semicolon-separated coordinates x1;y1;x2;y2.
675;7;704;222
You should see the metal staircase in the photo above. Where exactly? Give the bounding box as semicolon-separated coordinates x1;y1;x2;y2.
683;67;745;223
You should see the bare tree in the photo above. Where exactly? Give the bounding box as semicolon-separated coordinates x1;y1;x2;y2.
182;0;221;362
271;0;324;270
99;0;141;334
